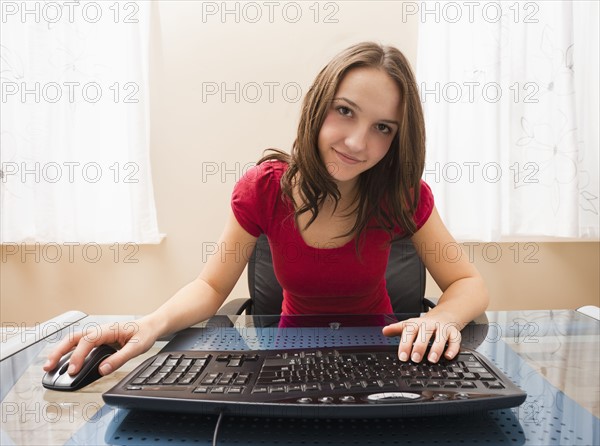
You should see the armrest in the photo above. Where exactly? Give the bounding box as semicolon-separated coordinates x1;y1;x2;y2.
216;298;253;315
423;297;438;310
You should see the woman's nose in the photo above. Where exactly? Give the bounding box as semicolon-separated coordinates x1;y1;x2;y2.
344;125;368;153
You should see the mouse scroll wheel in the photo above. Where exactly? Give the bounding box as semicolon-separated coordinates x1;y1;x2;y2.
59;362;70;375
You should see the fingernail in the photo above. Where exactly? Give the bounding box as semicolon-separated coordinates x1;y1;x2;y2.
68;364;76;374
399;352;408;362
99;363;112;376
411;352;421;363
43;360;51;369
428;352;438;362
445;350;455;359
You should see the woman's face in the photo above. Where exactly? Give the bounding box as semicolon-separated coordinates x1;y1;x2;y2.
317;67;401;188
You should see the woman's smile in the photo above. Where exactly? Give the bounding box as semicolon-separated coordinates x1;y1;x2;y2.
333;148;364;165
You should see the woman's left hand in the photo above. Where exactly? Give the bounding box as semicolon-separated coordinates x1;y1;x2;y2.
381;315;462;363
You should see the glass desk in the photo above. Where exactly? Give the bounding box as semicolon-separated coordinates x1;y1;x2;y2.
1;310;598;445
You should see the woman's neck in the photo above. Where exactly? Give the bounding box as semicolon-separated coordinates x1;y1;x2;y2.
290;172;359;216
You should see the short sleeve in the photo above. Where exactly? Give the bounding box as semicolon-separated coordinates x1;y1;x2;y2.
230;161;284;237
413;180;435;230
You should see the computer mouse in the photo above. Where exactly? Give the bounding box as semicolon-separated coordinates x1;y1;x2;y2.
42;344;117;391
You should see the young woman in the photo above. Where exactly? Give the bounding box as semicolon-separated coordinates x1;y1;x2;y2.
44;42;488;378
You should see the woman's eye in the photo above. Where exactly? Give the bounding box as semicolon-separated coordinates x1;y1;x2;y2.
336;106;352;116
376;123;392;134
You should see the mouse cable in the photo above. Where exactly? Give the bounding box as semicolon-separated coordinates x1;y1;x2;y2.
212;411;225;446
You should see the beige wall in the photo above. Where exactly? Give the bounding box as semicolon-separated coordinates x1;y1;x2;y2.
1;1;598;326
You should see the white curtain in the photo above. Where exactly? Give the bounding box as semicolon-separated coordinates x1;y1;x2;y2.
1;2;162;243
417;1;599;241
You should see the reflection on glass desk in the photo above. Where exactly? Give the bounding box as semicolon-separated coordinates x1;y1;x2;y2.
1;310;599;445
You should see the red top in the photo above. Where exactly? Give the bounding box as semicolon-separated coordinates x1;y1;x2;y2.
231;160;435;315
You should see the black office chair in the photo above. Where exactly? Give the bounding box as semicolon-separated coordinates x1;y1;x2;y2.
218;234;437;315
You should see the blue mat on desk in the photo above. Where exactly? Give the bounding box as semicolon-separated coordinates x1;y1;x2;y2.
66;327;598;446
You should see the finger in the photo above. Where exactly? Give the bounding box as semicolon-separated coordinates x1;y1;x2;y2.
381;322;403;337
427;329;447;363
397;321;420;362
97;341;141;376
67;324;115;375
382;317;420;337
43;331;84;371
443;325;462;360
409;321;435;363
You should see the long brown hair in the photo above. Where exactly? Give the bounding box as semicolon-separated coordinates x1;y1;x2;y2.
259;42;426;249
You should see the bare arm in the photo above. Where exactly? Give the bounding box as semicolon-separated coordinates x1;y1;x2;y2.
411;207;489;328
146;210;258;338
382;207;489;362
44;210;257;375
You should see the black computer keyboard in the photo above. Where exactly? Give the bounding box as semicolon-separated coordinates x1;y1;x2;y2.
103;346;526;418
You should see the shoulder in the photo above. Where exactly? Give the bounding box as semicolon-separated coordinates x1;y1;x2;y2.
237;159;288;191
231;160;289;237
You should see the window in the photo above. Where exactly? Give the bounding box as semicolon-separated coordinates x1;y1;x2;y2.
1;2;162;243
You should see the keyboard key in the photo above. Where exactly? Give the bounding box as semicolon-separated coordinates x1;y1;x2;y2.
218;373;236;385
193;386;209;393
464;361;481;368
257;377;288;385
180;372;199;385
234;374;251;385
201;373;220;385
189;365;205;374
159;365;174;374
147;372;167;385
263;358;292;367
151;356;167;367
163;373;182;385
479;373;495;381
138;366;159;379
227;386;244;394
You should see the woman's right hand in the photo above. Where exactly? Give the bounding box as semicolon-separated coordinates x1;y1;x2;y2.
42;317;161;377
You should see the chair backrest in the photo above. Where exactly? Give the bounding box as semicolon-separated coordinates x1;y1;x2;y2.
248;233;427;314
